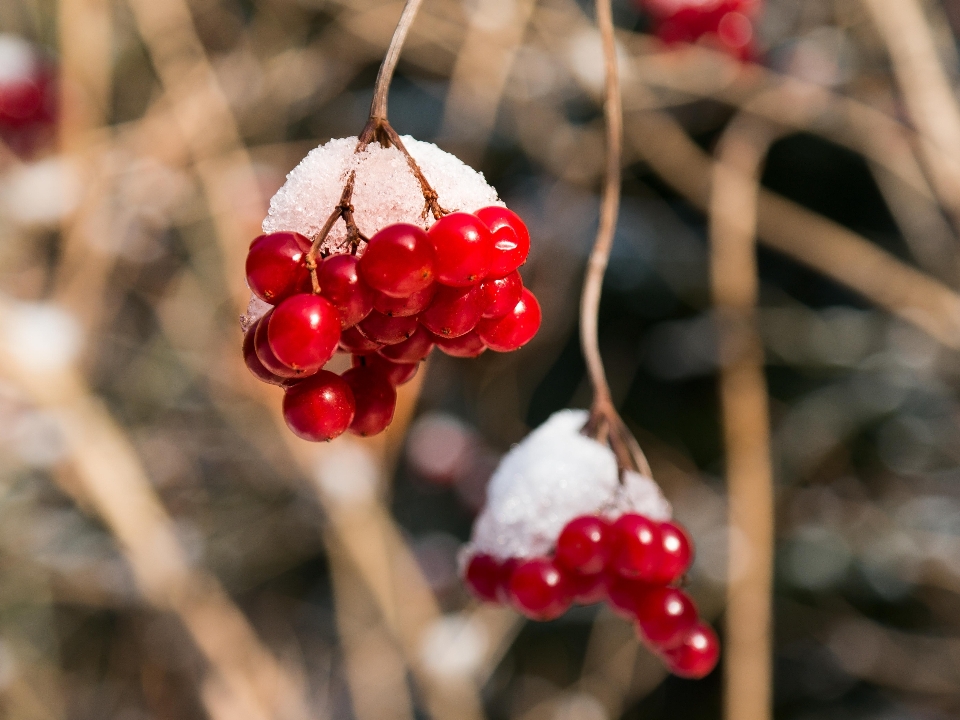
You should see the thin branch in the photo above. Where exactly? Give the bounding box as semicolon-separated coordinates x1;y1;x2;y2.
369;0;427;120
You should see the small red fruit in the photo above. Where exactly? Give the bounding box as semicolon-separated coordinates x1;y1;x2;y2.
372;283;436;317
420;284;482;338
464;554;502;602
246;232;312;303
606;574;649;618
427;212;495;286
651;521;693;585
635;587;698;648
568;570;608;605
342;366;397;436
476;288;541;352
479;271;523;319
351;353;419;386
475;206;531;278
357;310;418;345
268;294;342;374
609;514;663;582
318;254;374;328
434;330;486;358
282;370;355;441
359;223;435;297
254;312;308;379
556;515;611;575
339;325;382;354
663;622;720;679
378;325;435;363
243;322;286;385
508;558;571;620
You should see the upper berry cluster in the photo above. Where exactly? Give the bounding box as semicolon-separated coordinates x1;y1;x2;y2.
639;0;760;59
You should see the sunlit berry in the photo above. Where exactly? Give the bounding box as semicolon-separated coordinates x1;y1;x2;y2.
342;366;397;436
556;515;611;575
372;283;436;317
474;206;531;278
419;284;482;338
318;254;373;328
267;294;341;374
464;554;502;602
651;521;693;585
663;622;720;679
378;325;435;363
508;557;571;620
254;311;309;379
609;514;663;581
635;587;698;648
282;370;355;441
339;325;382;354
358;223;435;297
357;310;418;345
246;232;312;303
434;330;486;358
479;271;523;319
427;212;495;286
476;288;541;352
242;322;286;385
351;353;419;386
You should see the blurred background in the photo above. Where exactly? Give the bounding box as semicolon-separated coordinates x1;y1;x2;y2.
4;0;960;718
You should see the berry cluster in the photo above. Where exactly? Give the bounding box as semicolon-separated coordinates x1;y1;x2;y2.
464;513;719;679
242;206;541;442
0;35;57;157
639;0;760;59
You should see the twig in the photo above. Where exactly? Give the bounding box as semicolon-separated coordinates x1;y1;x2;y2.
368;0;427;121
579;0;652;477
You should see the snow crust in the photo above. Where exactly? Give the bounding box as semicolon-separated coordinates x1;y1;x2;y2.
262;136;503;254
465;410;672;561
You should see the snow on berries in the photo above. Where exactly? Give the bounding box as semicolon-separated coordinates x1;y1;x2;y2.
639;0;761;59
241;133;542;442
461;410;719;679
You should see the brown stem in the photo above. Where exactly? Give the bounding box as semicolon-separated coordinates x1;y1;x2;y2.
306;172;360;291
369;0;427;120
579;0;652;477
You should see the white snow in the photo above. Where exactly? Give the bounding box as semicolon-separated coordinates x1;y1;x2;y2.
465;410;671;561
262;135;503;255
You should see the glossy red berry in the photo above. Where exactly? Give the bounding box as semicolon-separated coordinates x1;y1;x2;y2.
342;366;397;437
378;325;435;363
464;554;502;602
318;254;373;328
358;223;435;297
479;271;523;319
476;288;541;352
568;570;608;605
254;311;308;379
663;622;720;679
651;521;693;585
372;283;436;317
351;353;419;386
475;206;531;278
605;574;649;618
267;294;341;374
357;310;418;345
339;325;382;354
556;515;611;575
246;232;312;303
508;558;571;620
434;330;486;358
419;284;482;338
282;370;355;441
635;587;698;648
496;558;519;603
609;514;663;581
242;322;286;385
427;212;495;286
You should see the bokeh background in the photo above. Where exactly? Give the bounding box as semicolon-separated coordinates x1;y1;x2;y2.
4;0;960;718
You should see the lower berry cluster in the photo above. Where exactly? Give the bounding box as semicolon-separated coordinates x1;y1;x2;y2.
464;513;719;679
242;205;542;441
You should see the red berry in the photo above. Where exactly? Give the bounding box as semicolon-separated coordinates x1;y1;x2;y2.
420;284;482;338
496;558;519;603
479;270;523;319
318;254;373;328
268;294;341;374
651;521;693;585
568;570;608;605
378;325;435;363
282;370;355;441
475;206;531;278
427;212;495;286
434;330;487;358
242;322;286;385
635;587;698;648
245;232;312;303
358;223;435;297
357;310;418;345
351;353;419;386
556;515;611;575
610;514;663;581
254;311;309;379
464;554;502;602
372;283;436;317
476;288;541;352
663;622;720;679
342;366;397;436
339;325;382;354
508;557;571;620
606;574;649;618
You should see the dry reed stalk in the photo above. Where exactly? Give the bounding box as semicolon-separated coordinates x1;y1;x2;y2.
709;115;779;720
0;337;314;720
861;0;960;231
